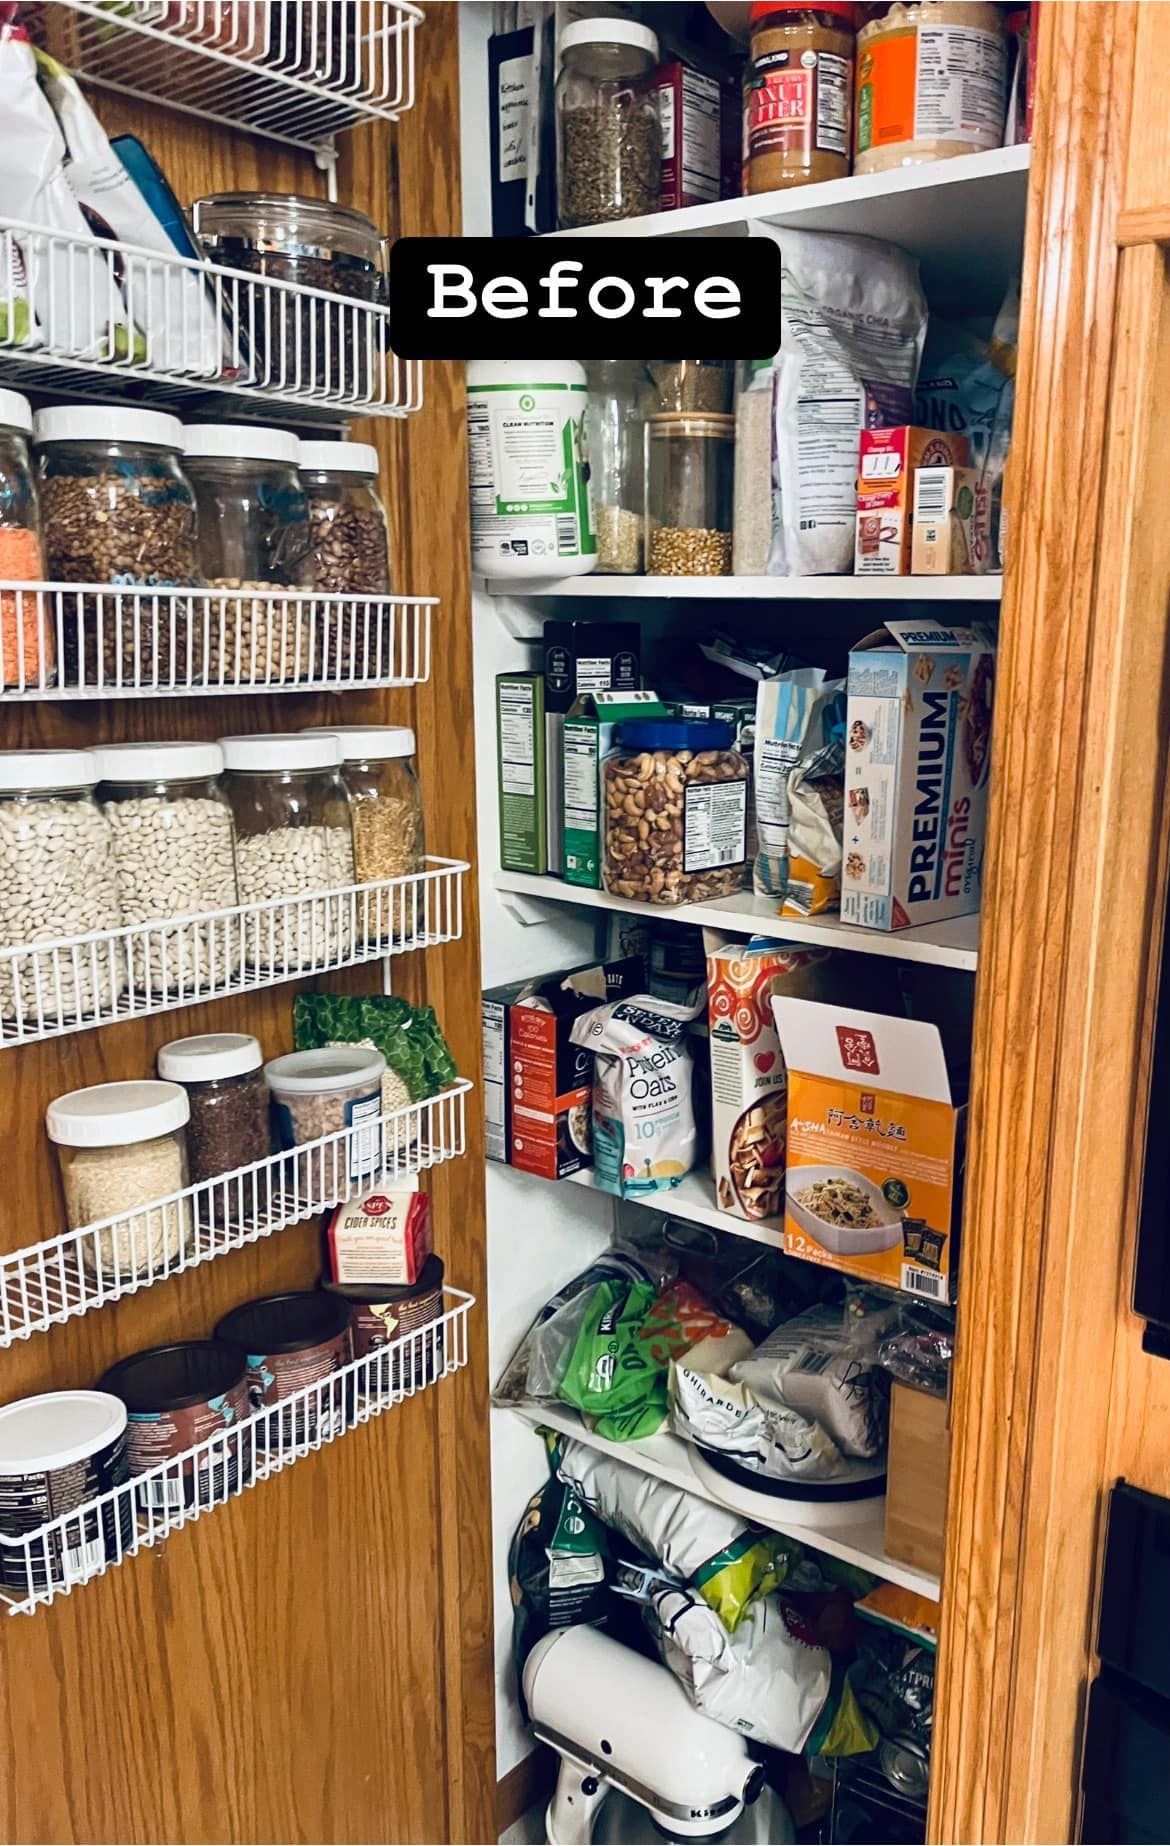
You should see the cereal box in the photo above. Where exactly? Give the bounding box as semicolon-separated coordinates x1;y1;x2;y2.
855;427;970;575
841;620;995;932
771;997;963;1304
911;466;994;576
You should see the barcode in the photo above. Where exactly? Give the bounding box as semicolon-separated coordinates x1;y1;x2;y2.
794;1347;833;1376
63;1537;105;1582
901;1264;947;1301
914;470;949;520
556;514;579;555
143;1478;186;1510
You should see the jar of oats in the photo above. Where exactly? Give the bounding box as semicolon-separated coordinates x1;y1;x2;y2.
602;717;750;905
302;726;424;947
645;413;735;576
46;1079;192;1283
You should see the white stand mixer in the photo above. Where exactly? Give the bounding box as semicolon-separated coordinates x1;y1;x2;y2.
522;1625;781;1846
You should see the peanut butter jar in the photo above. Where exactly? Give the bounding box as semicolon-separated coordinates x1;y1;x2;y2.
745;2;857;193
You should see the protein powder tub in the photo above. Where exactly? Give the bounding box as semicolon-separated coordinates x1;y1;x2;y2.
0;1390;131;1594
215;1290;353;1451
323;1253;445;1394
156;1033;272;1224
99;1340;252;1511
264;1045;386;1182
47;1079;193;1284
745;3;857;192
854;1;1007;175
467;361;597;579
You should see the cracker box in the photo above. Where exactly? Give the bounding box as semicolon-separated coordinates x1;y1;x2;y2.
855;427;970;576
563;691;668;888
911;466;994;576
505;956;644;1181
771;997;964;1304
841;620;996;931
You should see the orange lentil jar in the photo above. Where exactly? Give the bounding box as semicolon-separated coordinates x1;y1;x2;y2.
0;390;50;690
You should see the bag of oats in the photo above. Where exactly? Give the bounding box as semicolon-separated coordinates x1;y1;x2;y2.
570;992;705;1199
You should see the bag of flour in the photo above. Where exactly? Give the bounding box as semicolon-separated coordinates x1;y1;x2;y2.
570;992;705;1199
649;1585;832;1754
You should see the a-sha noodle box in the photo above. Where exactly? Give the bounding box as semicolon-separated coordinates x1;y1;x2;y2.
771;997;965;1305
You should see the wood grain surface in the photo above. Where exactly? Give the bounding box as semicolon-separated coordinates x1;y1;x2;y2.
0;10;494;1843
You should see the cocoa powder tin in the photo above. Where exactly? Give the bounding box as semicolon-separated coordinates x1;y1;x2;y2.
100;1339;251;1511
322;1254;444;1394
215;1290;353;1451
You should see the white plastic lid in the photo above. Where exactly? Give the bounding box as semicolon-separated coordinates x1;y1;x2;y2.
0;748;99;793
0;389;33;436
33;406;183;449
182;423;300;467
0;1391;128;1477
264;1046;386;1094
157;1032;263;1083
93;741;224;784
560;18;659;58
219;732;341;773
298;440;379;477
46;1080;190;1149
301;725;416;761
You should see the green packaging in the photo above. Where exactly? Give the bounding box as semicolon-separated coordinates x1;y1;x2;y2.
497;671;547;874
563;689;669;888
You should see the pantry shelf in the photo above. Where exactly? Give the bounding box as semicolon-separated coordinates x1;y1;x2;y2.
0;585;436;699
506;1401;940;1603
568;1165;784;1253
28;2;423;149
0;858;467;1050
494;873;981;972
0;216;422;421
484;574;1004;602
0;1082;471;1348
0;1285;473;1616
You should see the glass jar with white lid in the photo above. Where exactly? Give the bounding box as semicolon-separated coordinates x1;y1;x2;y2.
302;725;424;945
299;439;393;681
156;1032;272;1225
556;19;662;227
46;1079;192;1283
0;748;124;1023
94;741;238;998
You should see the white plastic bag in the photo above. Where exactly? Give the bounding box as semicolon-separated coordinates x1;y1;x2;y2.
671;1361;847;1482
650;1584;831;1754
570;992;705;1199
552;1435;749;1584
731;1302;891;1459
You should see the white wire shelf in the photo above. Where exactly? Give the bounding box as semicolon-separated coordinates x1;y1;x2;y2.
0;858;467;1049
28;2;422;149
0;216;421;419
0;584;435;698
0;1081;471;1348
0;1286;473;1615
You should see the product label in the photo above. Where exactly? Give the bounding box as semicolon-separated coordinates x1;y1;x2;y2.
683;780;747;872
914;25;1005;147
344;1087;383;1182
756;736;802;859
856;26;917;153
563;725;600;886
497;51;531;184
247;1330;353;1449
127;1385;250;1510
466;386;594;565
499;681;536;796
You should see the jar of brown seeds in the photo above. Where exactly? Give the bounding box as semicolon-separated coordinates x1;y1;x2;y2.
556;20;662;228
300;440;392;680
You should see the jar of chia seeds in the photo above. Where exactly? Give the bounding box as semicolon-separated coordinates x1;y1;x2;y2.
156;1033;272;1225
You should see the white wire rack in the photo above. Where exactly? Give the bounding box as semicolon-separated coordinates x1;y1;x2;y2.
0;216;421;418
0;858;467;1049
0;584;435;698
0;1285;473;1615
27;2;422;148
0;1081;471;1347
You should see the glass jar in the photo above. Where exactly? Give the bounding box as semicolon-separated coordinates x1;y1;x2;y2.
46;1079;192;1283
156;1032;272;1226
0;388;50;692
556;20;662;227
94;742;239;998
264;1046;387;1176
855;2;1007;175
648;360;734;414
0;749;124;1023
303;725;424;946
745;3;857;193
584;362;652;574
645;413;735;576
181;422;313;688
299;439;392;680
602;718;750;906
191;193;385;398
33;407;199;689
220;732;354;973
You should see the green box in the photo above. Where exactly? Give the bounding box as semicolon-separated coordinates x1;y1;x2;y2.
497;672;547;874
562;689;669;888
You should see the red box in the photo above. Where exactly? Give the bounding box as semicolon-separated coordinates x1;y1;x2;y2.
324;1189;432;1287
508;957;643;1180
651;60;738;212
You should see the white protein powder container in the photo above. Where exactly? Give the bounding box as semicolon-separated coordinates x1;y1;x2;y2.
466;360;598;579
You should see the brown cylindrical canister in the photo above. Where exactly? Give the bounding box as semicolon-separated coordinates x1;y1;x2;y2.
322;1254;445;1395
99;1340;252;1511
215;1290;353;1451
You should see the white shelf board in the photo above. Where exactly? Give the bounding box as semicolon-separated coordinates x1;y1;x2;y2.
507;1400;940;1602
546;144;1031;314
568;1164;784;1251
484;573;1003;602
494;873;981;972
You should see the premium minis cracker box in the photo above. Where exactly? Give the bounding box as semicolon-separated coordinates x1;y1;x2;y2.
841;620;995;932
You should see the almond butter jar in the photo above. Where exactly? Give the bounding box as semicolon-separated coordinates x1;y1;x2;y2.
745;2;857;193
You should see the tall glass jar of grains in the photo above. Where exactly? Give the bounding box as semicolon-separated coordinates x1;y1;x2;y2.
181;423;313;688
298;440;393;680
556;20;662;227
33;407;199;690
156;1033;272;1227
645;413;736;575
0;389;50;692
0;749;124;1025
46;1080;191;1283
584;362;652;574
303;726;424;946
220;733;354;974
745;3;857;193
94;742;239;999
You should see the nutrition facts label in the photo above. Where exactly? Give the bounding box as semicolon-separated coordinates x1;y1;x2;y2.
684;781;747;872
915;25;1005;146
498;683;535;797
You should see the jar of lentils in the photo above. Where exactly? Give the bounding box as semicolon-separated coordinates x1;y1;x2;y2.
556;20;662;227
156;1032;273;1228
0;749;124;1024
602;717;750;905
33;407;199;689
299;439;392;679
94;741;239;998
220;732;354;972
645;413;735;576
304;725;424;946
182;423;313;687
0;388;50;692
46;1079;191;1283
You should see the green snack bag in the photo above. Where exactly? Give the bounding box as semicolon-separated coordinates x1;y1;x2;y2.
690;1530;792;1634
557;1279;672;1443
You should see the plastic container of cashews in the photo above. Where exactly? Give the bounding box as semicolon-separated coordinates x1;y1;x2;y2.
601;717;750;906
